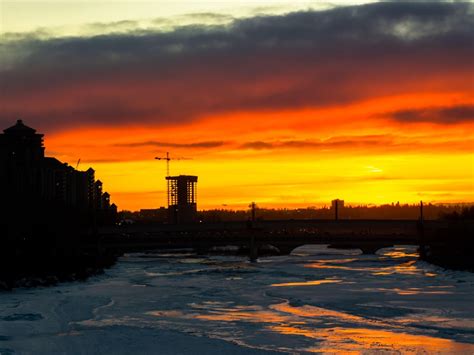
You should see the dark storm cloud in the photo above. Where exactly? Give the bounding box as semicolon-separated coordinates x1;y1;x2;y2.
390;105;474;124
0;2;472;132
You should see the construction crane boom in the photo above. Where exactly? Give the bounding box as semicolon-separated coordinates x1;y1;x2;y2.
155;152;171;177
155;152;192;208
154;152;191;177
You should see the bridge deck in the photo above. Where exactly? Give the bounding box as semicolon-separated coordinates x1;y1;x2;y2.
97;219;443;255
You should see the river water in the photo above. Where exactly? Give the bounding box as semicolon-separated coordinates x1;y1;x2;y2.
1;245;474;354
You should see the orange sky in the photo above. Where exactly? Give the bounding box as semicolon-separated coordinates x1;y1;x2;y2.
1;2;473;210
44;91;474;210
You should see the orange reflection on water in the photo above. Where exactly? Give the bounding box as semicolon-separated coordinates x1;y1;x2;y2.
317;258;359;264
195;310;289;323
149;303;297;324
270;279;342;287
148;310;190;318
365;287;453;296
148;308;288;324
381;249;419;259
372;260;421;276
306;259;435;277
270;302;364;323
148;301;474;353
193;303;292;323
305;262;365;271
269;325;474;354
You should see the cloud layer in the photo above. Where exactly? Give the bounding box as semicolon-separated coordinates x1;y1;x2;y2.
390;105;474;124
1;2;473;132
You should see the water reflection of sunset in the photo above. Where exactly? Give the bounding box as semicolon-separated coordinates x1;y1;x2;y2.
269;302;364;323
305;254;438;277
363;287;453;296
270;279;342;287
305;259;422;275
271;326;474;354
380;248;419;259
148;300;474;353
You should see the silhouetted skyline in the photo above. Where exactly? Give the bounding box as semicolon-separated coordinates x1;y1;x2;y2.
0;120;117;228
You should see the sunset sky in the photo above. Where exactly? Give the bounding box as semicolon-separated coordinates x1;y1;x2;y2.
1;1;473;210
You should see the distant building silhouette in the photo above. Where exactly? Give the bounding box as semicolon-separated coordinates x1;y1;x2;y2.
332;199;344;220
0;120;117;234
332;199;344;209
166;175;198;224
138;208;168;223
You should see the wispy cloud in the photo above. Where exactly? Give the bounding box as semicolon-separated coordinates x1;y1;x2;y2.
238;134;471;153
115;140;226;148
389;105;474;124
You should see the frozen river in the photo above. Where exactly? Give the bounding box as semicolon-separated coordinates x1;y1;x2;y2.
1;245;474;354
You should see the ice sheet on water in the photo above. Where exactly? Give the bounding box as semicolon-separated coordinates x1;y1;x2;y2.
1;245;474;354
2;313;43;321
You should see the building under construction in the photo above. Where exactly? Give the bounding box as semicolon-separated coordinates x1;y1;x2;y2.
166;175;198;224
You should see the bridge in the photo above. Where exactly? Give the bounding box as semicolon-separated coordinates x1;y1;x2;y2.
97;219;447;259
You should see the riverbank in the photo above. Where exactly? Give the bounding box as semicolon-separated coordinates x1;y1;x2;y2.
0;249;118;290
419;220;474;271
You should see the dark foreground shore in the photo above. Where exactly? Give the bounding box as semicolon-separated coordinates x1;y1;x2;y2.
0;245;118;290
419;220;474;272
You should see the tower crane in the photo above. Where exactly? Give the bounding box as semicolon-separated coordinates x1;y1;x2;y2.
154;152;191;177
155;152;192;207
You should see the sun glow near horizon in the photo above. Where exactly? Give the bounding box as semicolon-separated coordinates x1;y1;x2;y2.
44;93;474;211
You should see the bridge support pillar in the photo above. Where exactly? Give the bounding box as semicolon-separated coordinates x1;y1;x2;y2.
360;246;379;254
249;234;258;262
359;244;391;254
275;245;297;255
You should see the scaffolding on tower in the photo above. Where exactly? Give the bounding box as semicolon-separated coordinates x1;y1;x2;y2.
154;152;196;224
